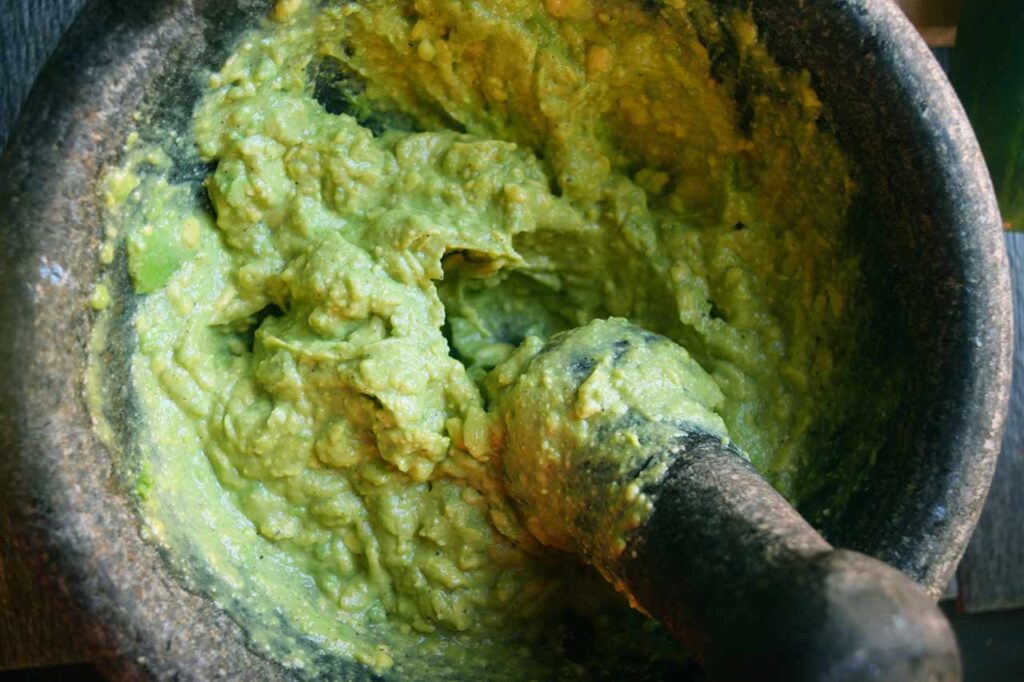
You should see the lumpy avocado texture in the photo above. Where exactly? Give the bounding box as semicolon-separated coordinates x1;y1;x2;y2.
101;0;875;677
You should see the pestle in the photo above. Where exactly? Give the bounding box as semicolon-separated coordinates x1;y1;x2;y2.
492;318;961;682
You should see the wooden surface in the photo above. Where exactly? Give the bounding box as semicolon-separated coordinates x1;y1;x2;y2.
0;0;1019;673
899;0;963;25
0;507;84;668
899;0;962;47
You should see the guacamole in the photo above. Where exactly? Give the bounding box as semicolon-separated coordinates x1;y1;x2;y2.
96;0;868;677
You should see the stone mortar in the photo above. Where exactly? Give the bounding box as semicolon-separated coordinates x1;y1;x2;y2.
0;0;1012;679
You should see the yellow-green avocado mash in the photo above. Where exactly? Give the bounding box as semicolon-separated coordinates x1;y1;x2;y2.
97;0;869;677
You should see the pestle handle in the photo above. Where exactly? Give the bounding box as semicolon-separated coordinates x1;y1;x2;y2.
618;435;962;682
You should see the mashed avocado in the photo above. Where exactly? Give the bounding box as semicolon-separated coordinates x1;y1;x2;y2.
97;0;867;677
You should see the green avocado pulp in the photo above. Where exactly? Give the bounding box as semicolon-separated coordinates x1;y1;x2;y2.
95;0;883;677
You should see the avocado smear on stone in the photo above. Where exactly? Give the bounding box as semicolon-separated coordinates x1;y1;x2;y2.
494;318;728;572
94;0;880;677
